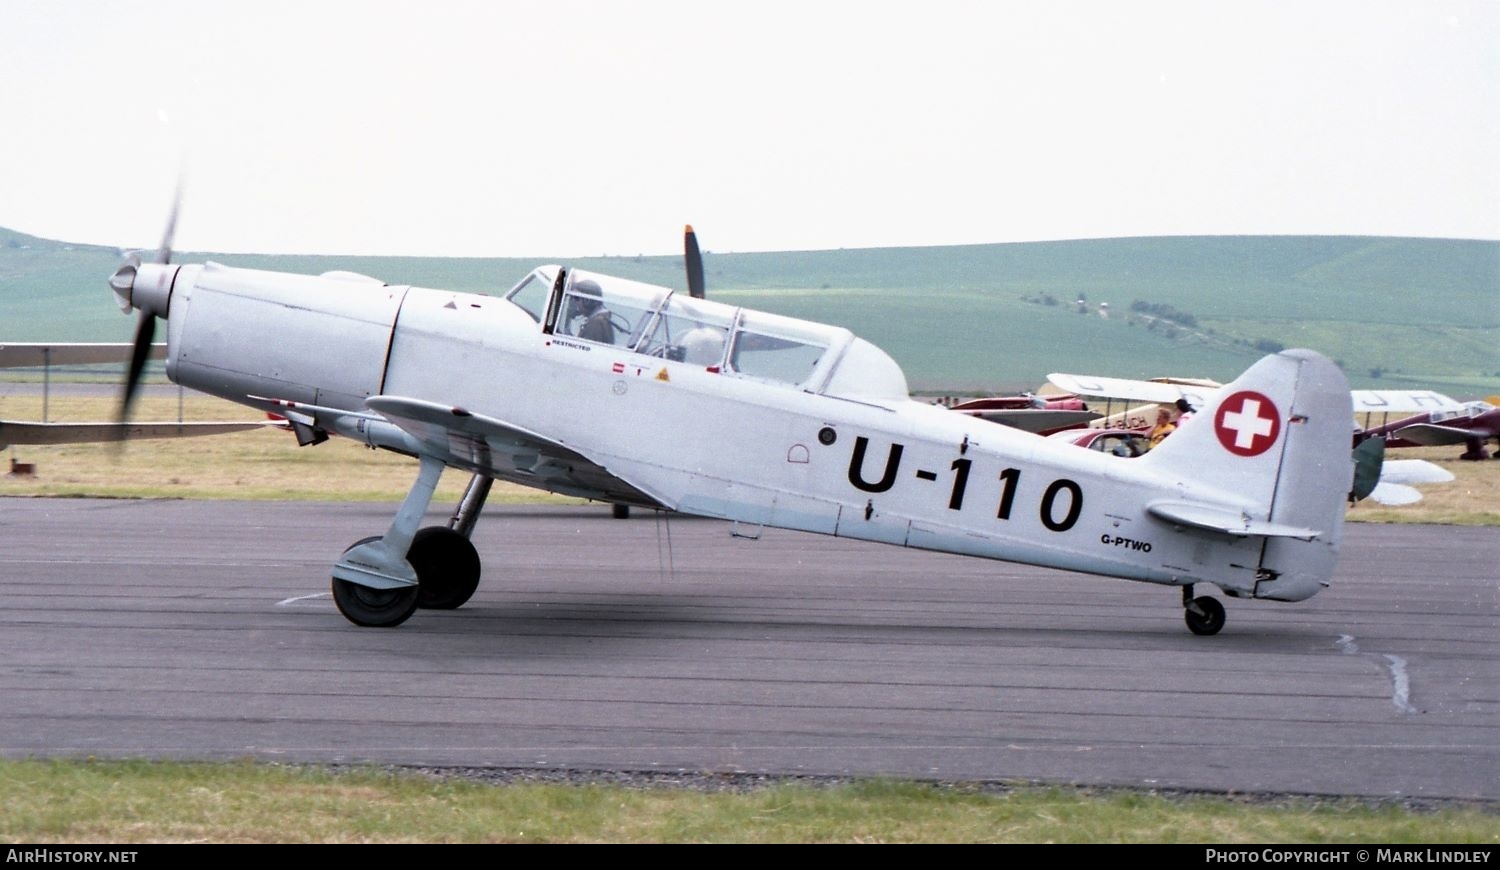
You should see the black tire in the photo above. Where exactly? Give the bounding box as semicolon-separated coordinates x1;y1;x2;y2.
410;526;482;610
331;579;419;627
612;503;631;520
1184;595;1226;636
331;536;420;627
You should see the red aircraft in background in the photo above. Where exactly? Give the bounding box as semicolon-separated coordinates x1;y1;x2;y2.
1355;399;1500;461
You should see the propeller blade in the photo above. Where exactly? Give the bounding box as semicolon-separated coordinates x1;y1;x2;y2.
684;224;705;299
118;312;157;424
155;180;183;265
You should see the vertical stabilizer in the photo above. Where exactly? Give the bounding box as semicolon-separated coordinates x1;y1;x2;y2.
1140;350;1352;601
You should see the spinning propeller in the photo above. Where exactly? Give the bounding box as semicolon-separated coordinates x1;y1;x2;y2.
108;187;182;425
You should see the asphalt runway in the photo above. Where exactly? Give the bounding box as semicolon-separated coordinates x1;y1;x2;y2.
1;498;1495;800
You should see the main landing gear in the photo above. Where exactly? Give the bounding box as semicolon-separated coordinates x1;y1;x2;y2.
330;458;492;627
1182;584;1226;636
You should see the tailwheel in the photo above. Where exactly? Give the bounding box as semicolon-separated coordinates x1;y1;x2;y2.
1184;595;1226;636
410;526;481;610
332;539;419;627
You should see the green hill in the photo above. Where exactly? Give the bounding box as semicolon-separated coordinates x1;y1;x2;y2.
2;227;1495;393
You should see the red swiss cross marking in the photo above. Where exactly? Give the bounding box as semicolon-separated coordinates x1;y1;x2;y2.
1214;390;1281;457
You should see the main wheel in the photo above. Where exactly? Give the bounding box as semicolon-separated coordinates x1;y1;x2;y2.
410;526;482;610
612;503;631;519
1184;595;1226;636
331;536;420;627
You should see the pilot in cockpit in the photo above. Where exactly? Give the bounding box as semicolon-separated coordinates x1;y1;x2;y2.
568;279;616;344
678;322;726;365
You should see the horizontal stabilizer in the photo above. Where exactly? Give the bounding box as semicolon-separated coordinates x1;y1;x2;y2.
1147;501;1322;540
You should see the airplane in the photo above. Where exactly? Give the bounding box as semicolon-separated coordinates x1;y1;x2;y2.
98;211;1357;636
0;342;265;450
1354;400;1500;461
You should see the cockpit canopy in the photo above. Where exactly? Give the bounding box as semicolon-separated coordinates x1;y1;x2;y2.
1431;401;1496;424
504;266;909;400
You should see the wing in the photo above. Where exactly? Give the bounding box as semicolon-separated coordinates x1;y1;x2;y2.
1391;423;1486;447
1047;373;1217;408
0;419;265;448
0;343;167;368
1351;389;1462;414
365;395;671;510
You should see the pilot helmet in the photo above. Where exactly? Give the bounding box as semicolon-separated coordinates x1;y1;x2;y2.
570;278;604;314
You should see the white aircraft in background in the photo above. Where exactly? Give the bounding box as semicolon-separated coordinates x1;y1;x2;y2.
98;211;1357;636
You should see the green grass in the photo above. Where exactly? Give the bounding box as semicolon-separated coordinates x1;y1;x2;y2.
0;759;1494;843
4;227;1496;391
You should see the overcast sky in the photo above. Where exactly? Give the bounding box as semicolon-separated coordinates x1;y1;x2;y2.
1;0;1495;257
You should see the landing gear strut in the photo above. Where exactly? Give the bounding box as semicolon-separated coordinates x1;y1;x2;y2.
1183;585;1226;636
331;459;494;626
